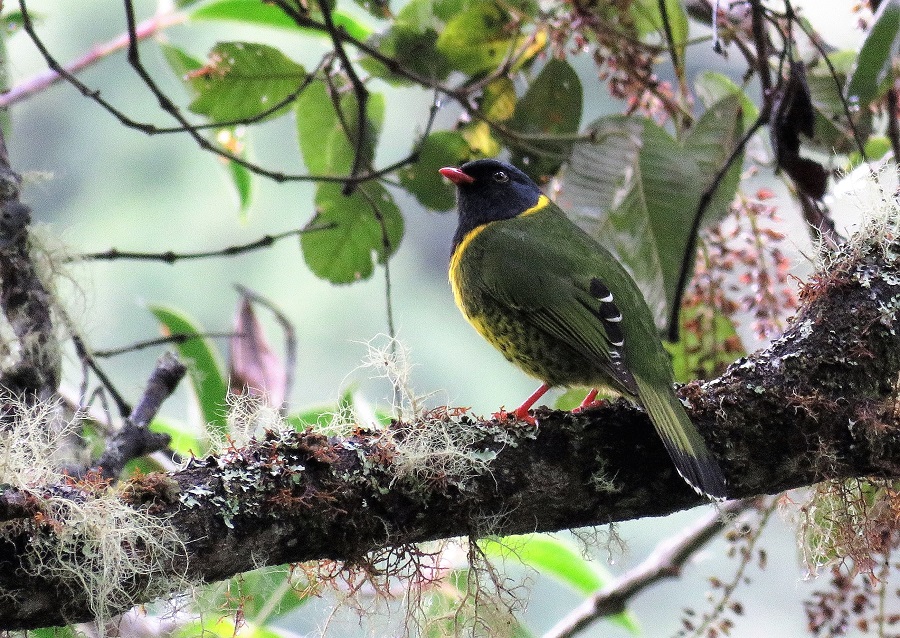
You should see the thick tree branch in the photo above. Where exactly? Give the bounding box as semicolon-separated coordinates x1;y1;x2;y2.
0;134;58;400
2;222;900;629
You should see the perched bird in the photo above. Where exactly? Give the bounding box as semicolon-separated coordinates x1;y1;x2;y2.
439;159;727;499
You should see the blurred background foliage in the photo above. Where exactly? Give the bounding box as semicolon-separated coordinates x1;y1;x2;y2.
3;0;900;636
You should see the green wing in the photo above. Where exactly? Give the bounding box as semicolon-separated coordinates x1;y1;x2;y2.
469;206;650;394
469;205;728;498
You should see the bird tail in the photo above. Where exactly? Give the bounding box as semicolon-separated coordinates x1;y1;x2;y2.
634;375;727;500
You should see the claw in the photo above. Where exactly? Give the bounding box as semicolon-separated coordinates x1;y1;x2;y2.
491;407;536;425
572;388;606;413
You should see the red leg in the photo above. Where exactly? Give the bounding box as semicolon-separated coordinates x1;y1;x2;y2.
572;388;604;413
494;383;550;423
512;383;550;421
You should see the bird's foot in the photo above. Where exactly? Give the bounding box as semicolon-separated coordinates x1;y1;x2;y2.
492;406;537;425
571;388;606;414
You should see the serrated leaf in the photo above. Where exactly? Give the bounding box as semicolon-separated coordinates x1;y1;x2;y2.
436;1;522;75
562;95;744;333
160;42;204;79
846;0;900;109
191;0;373;40
398;131;472;210
301;182;403;283
150;306;229;436
188;42;306;123
507;58;582;182
359;0;457;83
479;534;640;634
295;81;385;175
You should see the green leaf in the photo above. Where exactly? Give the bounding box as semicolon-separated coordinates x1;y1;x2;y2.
806;53;874;154
436;1;521;75
228;151;253;214
848;135;892;168
30;627;78;638
667;304;745;382
150;417;205;457
149;306;229;436
562;95;744;332
694;71;758;130
507;58;583;182
846;0;900;109
191;0;373;41
481;77;517;122
301;182;403;283
1;11;26;35
295;81;385;175
160;42;204;79
188;42;306;123
631;0;688;66
479;534;640;634
211;566;311;624
174;617;287;638
398;131;472;210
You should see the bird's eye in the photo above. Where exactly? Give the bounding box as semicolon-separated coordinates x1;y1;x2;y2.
492;171;509;183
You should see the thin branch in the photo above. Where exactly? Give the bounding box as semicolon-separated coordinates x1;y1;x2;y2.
543;498;759;638
69;330;131;419
792;10;870;163
0;7;185;109
749;0;772;97
92;332;236;358
89;352;186;479
71;225;333;264
6;227;900;627
667;115;767;341
317;0;369;195
685;499;777;638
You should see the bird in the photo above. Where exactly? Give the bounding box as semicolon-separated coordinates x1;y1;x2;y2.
439;158;727;499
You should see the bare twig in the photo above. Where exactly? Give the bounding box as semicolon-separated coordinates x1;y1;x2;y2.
72;224;333;264
317;0;369;195
543;499;759;638
749;0;772;98
684;499;777;638
667;115;766;341
89;352;186;479
69;330;131;419
0;7;185;109
92;332;235;358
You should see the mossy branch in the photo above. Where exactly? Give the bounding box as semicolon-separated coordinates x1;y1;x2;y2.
3;221;900;629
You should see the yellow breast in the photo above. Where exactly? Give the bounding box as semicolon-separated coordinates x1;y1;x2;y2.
448;195;550;338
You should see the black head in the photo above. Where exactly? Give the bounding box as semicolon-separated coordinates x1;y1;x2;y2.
440;159;542;252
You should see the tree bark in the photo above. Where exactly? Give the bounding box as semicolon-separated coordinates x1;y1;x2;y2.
2;234;900;629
